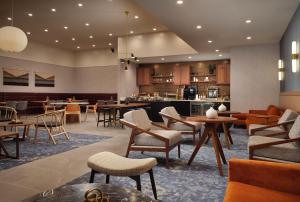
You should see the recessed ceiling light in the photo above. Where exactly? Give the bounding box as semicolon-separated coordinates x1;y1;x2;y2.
188;56;192;59
26;31;31;35
72;37;75;41
51;8;56;12
136;59;140;62
246;36;252;40
55;40;59;43
7;17;12;21
64;26;68;30
130;30;134;34
177;0;183;5
27;13;33;17
153;28;157;31
215;49;220;52
85;23;90;26
89;35;93;39
78;3;83;7
219;54;223;57
109;33;113;36
208;40;213;43
92;44;96;47
134;15;139;19
196;25;202;29
161;58;165;61
77;46;80;49
245;19;252;24
44;29;48;32
108;43;112;46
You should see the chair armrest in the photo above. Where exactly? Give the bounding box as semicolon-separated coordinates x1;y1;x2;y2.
248;110;267;115
250;120;295;135
151;122;171;130
159;112;195;128
228;159;300;195
249;137;300;150
120;119;169;142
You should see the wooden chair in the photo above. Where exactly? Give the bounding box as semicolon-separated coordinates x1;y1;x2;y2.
65;104;81;123
248;115;300;163
248;109;298;138
85;103;98;121
0;106;17;122
43;100;56;113
34;109;69;144
159;106;202;144
120;109;182;168
97;100;112;127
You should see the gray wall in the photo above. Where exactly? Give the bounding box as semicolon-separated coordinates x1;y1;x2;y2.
280;4;300;92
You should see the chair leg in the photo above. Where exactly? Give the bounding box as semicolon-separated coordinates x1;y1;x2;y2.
166;151;169;168
34;126;38;143
148;169;158;200
130;175;141;191
178;144;181;158
89;170;95;183
106;175;110;184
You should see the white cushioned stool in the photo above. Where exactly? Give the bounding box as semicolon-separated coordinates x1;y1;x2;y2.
87;151;158;200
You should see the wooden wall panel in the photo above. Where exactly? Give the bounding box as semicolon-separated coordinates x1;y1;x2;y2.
280;91;300;112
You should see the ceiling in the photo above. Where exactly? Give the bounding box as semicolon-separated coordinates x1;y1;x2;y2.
135;0;300;59
0;0;168;51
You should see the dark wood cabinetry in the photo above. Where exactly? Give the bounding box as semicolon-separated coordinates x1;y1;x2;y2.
137;67;151;86
216;63;230;85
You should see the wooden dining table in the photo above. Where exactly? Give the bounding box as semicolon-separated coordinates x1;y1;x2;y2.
186;116;237;176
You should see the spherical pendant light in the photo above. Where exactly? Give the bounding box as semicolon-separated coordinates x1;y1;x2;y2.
0;26;28;52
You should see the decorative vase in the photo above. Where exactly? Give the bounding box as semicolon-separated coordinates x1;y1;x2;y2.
218;104;227;112
206;107;218;119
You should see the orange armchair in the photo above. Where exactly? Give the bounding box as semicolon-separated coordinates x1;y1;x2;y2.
224;159;300;202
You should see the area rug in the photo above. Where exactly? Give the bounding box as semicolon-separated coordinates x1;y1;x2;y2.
66;128;248;202
0;130;111;170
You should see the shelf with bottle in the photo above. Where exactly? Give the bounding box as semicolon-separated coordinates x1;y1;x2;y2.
190;74;216;77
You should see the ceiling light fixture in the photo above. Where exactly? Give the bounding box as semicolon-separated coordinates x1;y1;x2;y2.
188;56;192;59
130;30;134;34
44;29;48;32
7;17;12;21
215;49;220;52
77;46;80;49
0;0;28;52
109;33;113;36
72;37;75;41
55;40;59;43
85;23;90;26
161;58;165;61
92;44;96;47
177;0;183;5
64;26;68;30
26;31;31;35
51;8;56;12
196;25;202;29
246;36;252;40
245;19;252;24
153;28;157;31
78;3;83;7
136;59;140;62
219;54;223;57
134;15;139;19
108;42;112;46
89;35;93;39
208;40;213;43
27;13;33;17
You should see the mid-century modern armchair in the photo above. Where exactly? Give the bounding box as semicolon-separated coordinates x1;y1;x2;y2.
34;109;69;144
248;109;298;138
120;109;182;168
248;115;300;163
159;106;202;144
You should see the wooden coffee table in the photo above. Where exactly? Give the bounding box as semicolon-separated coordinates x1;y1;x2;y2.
186;116;237;176
0;131;19;159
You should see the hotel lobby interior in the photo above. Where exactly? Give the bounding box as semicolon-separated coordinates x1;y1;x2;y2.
1;0;300;201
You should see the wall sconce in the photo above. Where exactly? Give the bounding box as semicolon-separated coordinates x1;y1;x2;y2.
278;59;284;81
291;41;299;73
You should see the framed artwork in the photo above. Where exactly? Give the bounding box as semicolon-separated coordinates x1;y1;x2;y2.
35;72;55;87
3;68;29;86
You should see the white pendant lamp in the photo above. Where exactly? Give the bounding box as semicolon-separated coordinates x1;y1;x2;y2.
0;0;28;53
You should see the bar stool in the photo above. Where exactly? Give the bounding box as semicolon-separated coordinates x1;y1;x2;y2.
87;151;158;200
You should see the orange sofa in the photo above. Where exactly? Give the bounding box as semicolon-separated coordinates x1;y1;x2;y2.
224;159;300;202
232;105;283;128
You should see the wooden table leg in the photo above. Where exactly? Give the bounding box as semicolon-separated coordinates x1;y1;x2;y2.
211;128;224;176
15;133;19;159
0;138;9;157
222;123;231;149
215;132;227;165
188;127;209;165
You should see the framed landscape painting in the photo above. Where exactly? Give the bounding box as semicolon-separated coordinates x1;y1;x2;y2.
35;72;55;87
3;68;29;86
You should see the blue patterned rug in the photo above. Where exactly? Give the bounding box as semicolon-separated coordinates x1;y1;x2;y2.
0;130;111;170
66;128;248;202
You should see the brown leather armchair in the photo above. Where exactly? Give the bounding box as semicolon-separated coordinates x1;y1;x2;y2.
232;105;283;128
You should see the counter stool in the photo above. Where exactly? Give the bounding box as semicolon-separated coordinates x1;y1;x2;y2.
87;151;158;200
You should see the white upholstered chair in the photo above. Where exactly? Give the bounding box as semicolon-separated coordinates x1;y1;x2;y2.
248;109;298;138
248;115;300;163
159;106;202;143
120;109;182;168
